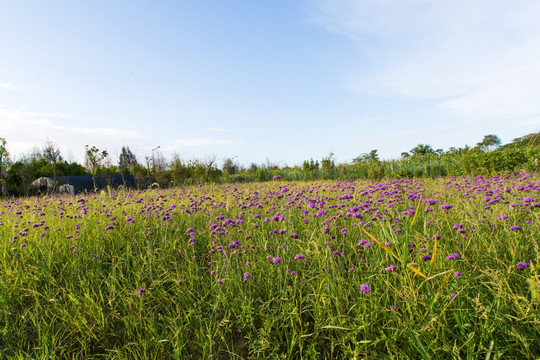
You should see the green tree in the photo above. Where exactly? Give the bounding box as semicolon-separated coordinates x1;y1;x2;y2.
85;145;108;191
476;134;501;152
410;144;436;156
0;138;9;196
118;146;137;174
42;140;62;183
353;150;379;164
223;157;240;175
321;152;336;170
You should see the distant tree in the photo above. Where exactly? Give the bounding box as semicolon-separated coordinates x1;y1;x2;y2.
170;155;188;186
85;145;108;191
223;157;240;175
401;152;410;159
118;146;138;174
353;150;379;164
205;155;223;183
0;138;9;196
152;152;168;187
476;134;501;152
410;144;435;156
321;152;336;170
42;140;62;183
248;163;258;173
265;158;280;170
303;158;320;171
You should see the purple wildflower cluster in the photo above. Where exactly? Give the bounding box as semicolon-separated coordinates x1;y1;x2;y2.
2;171;537;316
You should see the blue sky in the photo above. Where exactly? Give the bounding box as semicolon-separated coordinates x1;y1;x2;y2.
1;0;539;167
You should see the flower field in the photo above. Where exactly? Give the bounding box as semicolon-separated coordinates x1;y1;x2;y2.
1;173;539;359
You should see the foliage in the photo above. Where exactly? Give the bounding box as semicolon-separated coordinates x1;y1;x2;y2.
0;137;8;196
118;146;138;174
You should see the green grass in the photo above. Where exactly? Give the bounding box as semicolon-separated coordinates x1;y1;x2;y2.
0;174;538;359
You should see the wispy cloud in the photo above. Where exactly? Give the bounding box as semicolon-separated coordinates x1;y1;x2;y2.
356;116;377;124
308;0;540;122
169;138;240;147
202;127;229;132
0;82;18;90
0;106;144;161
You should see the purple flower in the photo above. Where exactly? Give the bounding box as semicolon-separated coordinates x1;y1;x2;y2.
509;225;521;231
138;288;145;296
348;268;355;272
385;265;397;272
294;254;305;260
290;233;300;239
446;253;460;260
390;306;397;311
273;257;282;264
21;243;27;248
516;262;530;270
273;175;281;180
90;254;98;259
244;272;251;279
454;271;463;277
440;204;453;211
341;228;348;235
360;284;372;293
421;255;432;262
450;293;457;299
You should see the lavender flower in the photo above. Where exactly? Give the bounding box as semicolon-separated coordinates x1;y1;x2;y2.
509;225;521;231
294;254;305;260
273;257;282;264
385;265;397;272
138;288;145;296
446;253;460;260
516;262;530;270
360;284;372;293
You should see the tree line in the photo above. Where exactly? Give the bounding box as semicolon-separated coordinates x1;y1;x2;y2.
0;133;538;196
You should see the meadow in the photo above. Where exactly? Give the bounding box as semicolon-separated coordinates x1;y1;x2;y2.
0;173;538;359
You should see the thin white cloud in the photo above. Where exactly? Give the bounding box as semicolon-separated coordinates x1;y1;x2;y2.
356;116;376;124
203;127;229;132
0;106;144;162
170;138;240;147
308;0;540;122
0;82;18;90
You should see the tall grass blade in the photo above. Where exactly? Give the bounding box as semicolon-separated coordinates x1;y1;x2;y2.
430;237;437;275
409;197;423;231
407;263;427;279
361;227;401;263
